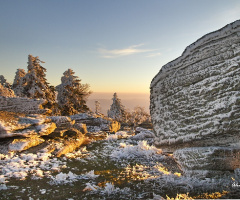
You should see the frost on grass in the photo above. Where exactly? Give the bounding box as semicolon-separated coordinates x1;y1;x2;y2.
110;140;162;160
106;131;131;141
49;171;79;185
49;170;99;185
64;146;89;159
83;182;131;197
0;152;67;188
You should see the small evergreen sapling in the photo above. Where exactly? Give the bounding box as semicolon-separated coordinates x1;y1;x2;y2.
108;93;126;122
12;68;26;97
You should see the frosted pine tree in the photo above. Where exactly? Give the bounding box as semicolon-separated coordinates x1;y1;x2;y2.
95;101;101;114
0;75;11;89
56;69;91;116
0;83;15;97
108;93;126;122
12;69;26;97
23;55;56;112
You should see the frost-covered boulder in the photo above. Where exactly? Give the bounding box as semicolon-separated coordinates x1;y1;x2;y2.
0;96;47;114
0;111;56;138
8;137;45;152
131;127;155;141
173;147;240;178
150;20;240;150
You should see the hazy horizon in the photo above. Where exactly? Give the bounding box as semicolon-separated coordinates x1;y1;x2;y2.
87;92;150;115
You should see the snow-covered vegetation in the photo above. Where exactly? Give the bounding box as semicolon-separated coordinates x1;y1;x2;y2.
0;128;234;199
56;69;91;116
108;92;127;122
0;55;91;116
107;92;151;127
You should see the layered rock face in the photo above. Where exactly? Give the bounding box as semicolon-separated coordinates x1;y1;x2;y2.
173;147;240;178
0;96;46;114
150;20;240;150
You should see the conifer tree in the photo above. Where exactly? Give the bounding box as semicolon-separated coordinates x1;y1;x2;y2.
108;93;126;122
12;68;26;97
0;75;11;88
23;55;56;103
56;69;91;116
95;101;101;114
0;83;15;97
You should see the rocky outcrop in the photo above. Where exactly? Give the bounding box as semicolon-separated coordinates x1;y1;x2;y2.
0;111;120;154
150;20;240;150
0;96;47;114
56;131;91;157
0;111;57;153
150;20;240;180
0;112;56;138
70;113;121;133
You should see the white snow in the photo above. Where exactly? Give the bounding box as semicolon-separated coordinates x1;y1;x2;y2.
131;128;155;140
106;131;131;141
111;140;162;160
0;152;69;187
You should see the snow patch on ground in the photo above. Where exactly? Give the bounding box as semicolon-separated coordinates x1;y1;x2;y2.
0;152;67;188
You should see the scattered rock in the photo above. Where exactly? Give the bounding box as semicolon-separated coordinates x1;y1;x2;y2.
131;127;155;142
8;137;45;152
70;113;121;133
56;133;91;157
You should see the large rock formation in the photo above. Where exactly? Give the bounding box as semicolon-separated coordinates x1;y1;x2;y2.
150;20;240;150
150;21;240;180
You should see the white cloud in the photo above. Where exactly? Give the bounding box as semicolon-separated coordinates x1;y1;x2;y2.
146;52;162;57
97;44;157;58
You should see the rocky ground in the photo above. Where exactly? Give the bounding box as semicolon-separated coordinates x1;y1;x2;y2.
0;111;238;199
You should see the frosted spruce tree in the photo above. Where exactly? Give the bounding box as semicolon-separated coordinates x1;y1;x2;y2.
56;69;91;116
95;101;101;114
12;68;26;97
108;93;126;122
0;75;11;89
22;55;56;111
0;83;15;97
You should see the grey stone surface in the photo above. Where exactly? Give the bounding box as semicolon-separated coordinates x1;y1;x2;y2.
150;20;240;149
173;146;240;178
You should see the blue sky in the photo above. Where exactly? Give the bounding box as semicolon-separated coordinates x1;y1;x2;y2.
1;0;240;94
